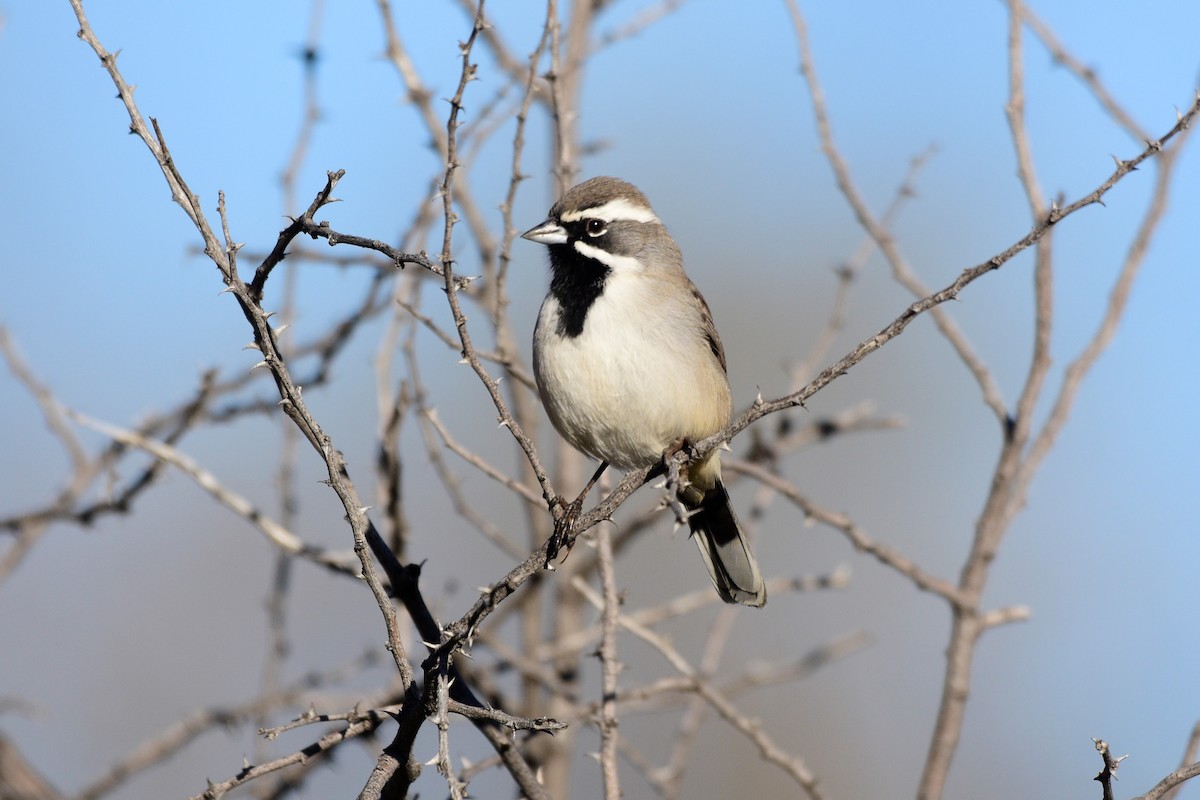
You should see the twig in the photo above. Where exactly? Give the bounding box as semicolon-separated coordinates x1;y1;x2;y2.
726;458;964;604
433;0;558;522
70;2;419;772
688;91;1199;479
433;674;469;800
0;327;87;472
595;525;622;799
572;578;827;800
421;407;544;508
786;0;1008;425
396;296;538;391
536;569;850;665
917;18;1196;798
67;410;360;577
596;0;692;49
789;145;938;388
1093;738;1128;800
1161;721;1200;800
660;604;737;798
610;630;871;717
78;651;382;800
1132;762;1200;800
1019;5;1151;142
187;715;384;800
408;350;526;559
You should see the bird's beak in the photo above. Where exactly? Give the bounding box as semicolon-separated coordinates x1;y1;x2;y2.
521;219;568;245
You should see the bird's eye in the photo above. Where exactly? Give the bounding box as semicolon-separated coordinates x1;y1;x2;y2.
585;218;607;237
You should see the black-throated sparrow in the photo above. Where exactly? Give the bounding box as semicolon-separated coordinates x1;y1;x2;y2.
522;177;766;607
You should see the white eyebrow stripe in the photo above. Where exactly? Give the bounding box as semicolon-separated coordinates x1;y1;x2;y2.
573;240;645;273
560;198;659;224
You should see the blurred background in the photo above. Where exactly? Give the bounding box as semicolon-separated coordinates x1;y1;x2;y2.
1;1;1198;798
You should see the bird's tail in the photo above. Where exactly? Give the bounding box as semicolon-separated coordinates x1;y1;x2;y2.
687;480;766;607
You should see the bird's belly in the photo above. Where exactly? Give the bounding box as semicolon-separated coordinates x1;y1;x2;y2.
534;297;731;471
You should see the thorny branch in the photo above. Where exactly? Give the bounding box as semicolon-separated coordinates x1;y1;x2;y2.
20;1;1194;798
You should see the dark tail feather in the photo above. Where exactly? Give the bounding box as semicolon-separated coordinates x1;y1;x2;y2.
687;480;766;607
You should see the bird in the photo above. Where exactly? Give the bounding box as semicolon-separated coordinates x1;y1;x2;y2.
521;176;766;607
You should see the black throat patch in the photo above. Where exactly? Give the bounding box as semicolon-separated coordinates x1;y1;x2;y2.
548;244;610;338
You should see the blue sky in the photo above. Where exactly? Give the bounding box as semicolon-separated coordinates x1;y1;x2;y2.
2;2;1199;798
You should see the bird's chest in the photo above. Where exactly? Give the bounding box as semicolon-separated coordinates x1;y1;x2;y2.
533;276;725;469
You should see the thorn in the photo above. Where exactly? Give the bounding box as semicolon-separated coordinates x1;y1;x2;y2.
243;342;260;351
263;311;277;321
357;505;373;514
458;357;469;365
251;360;269;371
219;285;236;295
273;323;290;336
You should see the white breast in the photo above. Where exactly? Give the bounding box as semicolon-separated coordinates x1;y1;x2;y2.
533;270;732;472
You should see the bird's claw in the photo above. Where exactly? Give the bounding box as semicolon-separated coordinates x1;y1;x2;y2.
546;494;583;567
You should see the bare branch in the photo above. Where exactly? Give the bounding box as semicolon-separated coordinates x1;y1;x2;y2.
572;578;827;800
1161;721;1200;800
67;410;360;576
702;91;1199;456
786;0;1008;425
79;651;382;800
726;458;965;605
1020;6;1151;142
1132;761;1200;800
70;0;418;714
596;526;622;799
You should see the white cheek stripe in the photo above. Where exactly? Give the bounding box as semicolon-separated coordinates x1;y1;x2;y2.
573;240;645;273
560;198;659;224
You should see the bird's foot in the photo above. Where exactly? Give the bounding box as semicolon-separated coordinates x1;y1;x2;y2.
544;461;609;567
546;494;583;567
661;439;701;524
